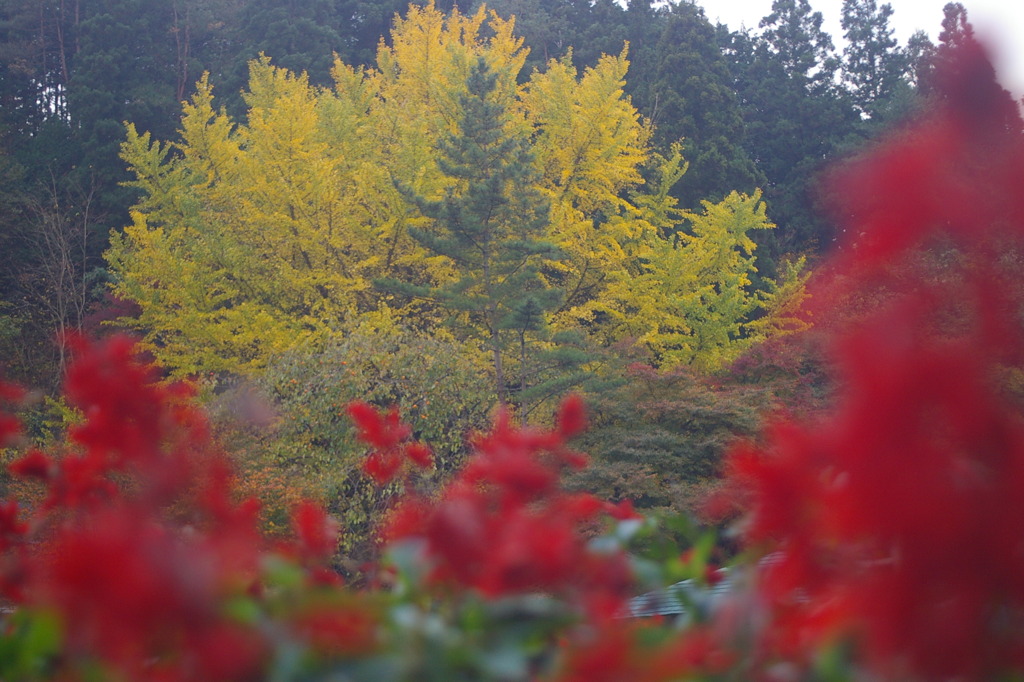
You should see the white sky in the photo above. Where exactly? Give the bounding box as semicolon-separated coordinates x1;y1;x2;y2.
695;0;1024;97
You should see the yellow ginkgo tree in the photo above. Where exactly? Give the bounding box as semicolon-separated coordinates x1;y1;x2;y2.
107;1;802;378
587;146;808;370
521;48;651;315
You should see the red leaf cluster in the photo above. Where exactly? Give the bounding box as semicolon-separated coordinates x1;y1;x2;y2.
360;398;629;616
348;400;433;483
552;623;734;682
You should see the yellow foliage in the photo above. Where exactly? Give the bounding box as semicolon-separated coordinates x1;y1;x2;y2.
522;48;651;315
592;188;792;370
524;48;648;214
107;1;801;377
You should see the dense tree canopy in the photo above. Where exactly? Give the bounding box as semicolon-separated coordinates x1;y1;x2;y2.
1;0;966;390
632;2;762;208
106;2;798;390
723;2;858;259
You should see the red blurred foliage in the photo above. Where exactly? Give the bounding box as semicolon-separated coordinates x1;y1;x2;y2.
723;40;1024;681
552;624;733;682
292;600;379;656
80;292;143;340
605;498;643;521
0;335;348;681
360;400;628;617
290;500;342;564
556;393;588;439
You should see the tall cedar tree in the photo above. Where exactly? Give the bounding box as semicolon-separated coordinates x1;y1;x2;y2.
759;0;838;92
394;57;561;408
840;0;908;118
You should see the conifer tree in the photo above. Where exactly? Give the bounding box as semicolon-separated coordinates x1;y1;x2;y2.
930;3;1022;136
389;56;562;408
759;0;839;93
840;0;908;118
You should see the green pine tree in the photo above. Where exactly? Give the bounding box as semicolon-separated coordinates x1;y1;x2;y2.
385;56;563;412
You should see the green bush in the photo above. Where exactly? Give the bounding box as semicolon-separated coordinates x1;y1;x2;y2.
214;315;495;569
